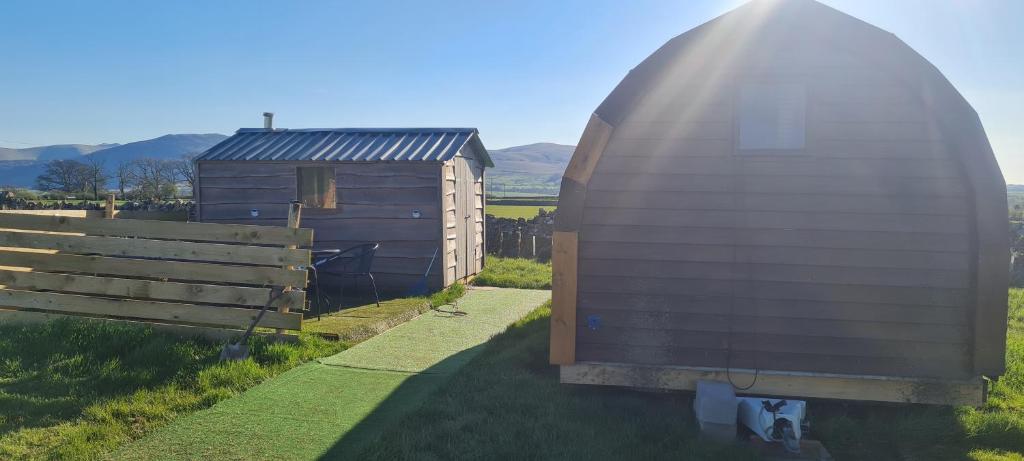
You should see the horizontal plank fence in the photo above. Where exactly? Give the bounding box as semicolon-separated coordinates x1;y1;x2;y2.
0;204;313;337
0;208;189;221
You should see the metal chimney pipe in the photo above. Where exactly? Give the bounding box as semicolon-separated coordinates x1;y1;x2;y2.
263;112;274;129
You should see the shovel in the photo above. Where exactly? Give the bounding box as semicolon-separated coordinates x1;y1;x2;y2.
220;287;286;361
406;247;439;297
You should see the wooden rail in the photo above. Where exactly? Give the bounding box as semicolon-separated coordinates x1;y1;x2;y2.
0;203;312;336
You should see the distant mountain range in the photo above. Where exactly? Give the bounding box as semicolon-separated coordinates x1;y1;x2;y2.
6;135;1011;197
0;143;119;162
486;142;575;195
0;136;576;193
0;134;228;188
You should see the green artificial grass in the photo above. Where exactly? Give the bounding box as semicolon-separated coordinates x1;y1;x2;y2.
0;320;344;460
321;288;548;374
474;257;552;289
117;288;552;460
358;290;1024;461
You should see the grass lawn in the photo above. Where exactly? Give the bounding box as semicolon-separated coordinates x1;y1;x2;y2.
303;298;430;341
0;321;343;460
486;204;556;219
359;289;1024;461
474;257;552;289
0;286;467;460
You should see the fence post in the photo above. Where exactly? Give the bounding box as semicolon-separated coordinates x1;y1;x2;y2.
105;194;116;219
278;201;303;334
532;235;536;259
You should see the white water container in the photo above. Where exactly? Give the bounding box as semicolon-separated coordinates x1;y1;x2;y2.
693;380;738;441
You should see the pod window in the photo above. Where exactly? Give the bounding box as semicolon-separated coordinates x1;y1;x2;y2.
737;83;806;151
297;167;337;209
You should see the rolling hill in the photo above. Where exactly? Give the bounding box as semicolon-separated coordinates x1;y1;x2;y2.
0;134;228;188
1;135;569;192
85;134;227;165
0;143;118;162
486;142;574;196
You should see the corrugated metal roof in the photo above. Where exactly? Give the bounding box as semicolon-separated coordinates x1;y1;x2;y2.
196;128;492;166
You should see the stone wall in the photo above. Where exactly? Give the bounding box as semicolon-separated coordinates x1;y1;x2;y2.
485;209;554;262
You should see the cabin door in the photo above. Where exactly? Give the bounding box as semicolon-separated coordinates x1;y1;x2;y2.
456;159;468;280
459;159;475;279
454;158;473;280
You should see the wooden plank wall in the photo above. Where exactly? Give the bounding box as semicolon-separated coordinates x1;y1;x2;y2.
575;48;976;379
0;213;310;332
198;161;445;293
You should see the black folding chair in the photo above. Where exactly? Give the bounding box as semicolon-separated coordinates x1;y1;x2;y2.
308;243;380;318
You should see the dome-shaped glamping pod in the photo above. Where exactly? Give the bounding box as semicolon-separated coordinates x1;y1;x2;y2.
551;0;1009;405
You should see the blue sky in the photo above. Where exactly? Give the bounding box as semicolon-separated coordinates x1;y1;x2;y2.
1;0;1020;181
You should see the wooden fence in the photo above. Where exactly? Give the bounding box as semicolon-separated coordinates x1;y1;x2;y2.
0;203;313;337
0;208;188;221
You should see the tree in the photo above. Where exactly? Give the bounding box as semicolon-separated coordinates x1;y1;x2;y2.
83;157;109;199
36;159;90;195
172;153;198;197
115;160;134;198
129;158;177;200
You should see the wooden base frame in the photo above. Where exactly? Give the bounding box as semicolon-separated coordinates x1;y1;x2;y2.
561;362;986;406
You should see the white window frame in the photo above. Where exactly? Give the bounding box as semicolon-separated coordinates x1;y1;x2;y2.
736;83;807;152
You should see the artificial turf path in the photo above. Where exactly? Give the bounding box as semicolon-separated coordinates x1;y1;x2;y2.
115;287;551;460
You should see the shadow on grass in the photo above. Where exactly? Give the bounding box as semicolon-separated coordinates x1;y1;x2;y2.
808;391;1024;460
311;301;1024;461
315;305;757;461
314;344;487;460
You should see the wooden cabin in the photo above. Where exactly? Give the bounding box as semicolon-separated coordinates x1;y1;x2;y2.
550;0;1009;405
195;127;492;293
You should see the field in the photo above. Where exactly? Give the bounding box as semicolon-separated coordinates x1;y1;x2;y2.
486;196;558;219
485;173;561;196
359;289;1024;460
486;204;556;219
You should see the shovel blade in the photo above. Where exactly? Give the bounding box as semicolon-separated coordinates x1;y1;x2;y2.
220;343;250;361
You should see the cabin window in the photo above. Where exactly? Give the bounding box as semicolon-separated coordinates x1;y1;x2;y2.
296;167;337;209
737;83;806;151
